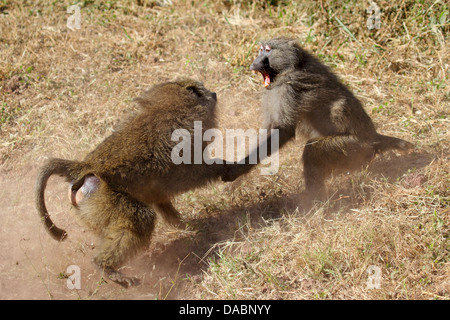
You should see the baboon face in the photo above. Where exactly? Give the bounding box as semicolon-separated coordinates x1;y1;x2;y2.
250;38;302;87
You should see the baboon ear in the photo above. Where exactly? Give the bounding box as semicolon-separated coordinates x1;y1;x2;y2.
288;39;303;61
186;86;202;97
288;39;298;47
134;96;144;106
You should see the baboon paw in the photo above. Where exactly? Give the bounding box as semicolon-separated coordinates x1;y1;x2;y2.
109;272;141;288
162;216;186;230
116;276;141;288
102;266;141;288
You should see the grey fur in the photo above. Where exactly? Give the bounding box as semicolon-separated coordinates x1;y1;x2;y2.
224;38;413;198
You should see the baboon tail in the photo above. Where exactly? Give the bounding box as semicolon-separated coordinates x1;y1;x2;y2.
374;134;414;154
35;158;83;241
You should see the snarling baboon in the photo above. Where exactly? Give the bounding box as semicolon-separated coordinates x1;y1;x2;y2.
223;38;413;198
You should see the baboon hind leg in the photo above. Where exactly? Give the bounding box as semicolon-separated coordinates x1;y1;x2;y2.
94;226;154;287
94;196;156;288
302;135;376;199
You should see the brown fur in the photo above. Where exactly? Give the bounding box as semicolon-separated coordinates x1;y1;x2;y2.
35;79;225;287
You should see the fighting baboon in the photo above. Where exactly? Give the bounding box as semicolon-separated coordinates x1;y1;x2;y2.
36;79;226;287
223;38;413;198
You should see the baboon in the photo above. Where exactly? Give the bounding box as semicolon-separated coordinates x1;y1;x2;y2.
36;79;226;287
223;38;413;198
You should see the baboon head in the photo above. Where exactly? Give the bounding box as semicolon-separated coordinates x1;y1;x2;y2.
135;79;216;109
134;78;218;130
250;37;303;87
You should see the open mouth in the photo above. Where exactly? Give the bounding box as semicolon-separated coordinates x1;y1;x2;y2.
256;71;271;88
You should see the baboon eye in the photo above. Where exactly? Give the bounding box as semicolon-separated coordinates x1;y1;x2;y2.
265;45;271;52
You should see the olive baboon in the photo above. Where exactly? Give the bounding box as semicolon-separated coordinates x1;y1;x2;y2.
223;38;413;198
36;79;225;287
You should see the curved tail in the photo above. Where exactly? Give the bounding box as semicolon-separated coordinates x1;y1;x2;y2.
374;134;414;154
35;158;82;241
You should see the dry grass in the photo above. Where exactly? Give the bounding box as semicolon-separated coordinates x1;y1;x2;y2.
188;158;449;299
0;0;448;299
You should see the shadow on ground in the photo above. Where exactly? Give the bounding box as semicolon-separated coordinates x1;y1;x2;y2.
135;151;433;298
